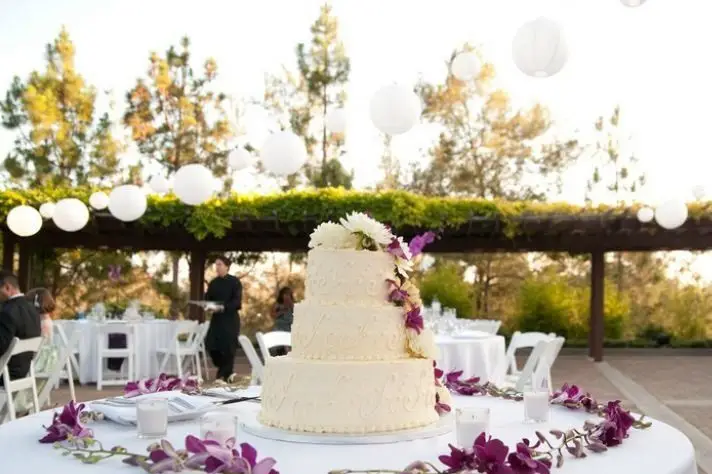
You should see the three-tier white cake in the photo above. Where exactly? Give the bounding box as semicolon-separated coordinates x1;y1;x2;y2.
258;214;442;434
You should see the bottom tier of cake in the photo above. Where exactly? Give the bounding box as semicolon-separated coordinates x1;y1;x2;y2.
258;356;438;434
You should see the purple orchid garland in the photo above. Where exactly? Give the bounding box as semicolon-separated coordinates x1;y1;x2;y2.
123;373;200;398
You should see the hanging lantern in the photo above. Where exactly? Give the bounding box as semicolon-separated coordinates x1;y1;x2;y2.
654;200;688;230
369;84;422;135
451;52;480;81
52;199;90;232
7;205;42;237
89;191;110;210
260;131;308;176
174;164;215;205
512;17;568;78
108;185;147;222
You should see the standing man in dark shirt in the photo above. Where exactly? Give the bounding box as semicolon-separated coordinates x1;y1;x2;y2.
0;271;41;384
204;256;242;381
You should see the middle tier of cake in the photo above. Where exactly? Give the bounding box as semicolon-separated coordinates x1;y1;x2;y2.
259;356;438;434
290;301;409;360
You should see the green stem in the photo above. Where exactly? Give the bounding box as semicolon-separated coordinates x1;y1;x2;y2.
54;439;141;465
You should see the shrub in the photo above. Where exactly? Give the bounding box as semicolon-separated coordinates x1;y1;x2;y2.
419;262;474;318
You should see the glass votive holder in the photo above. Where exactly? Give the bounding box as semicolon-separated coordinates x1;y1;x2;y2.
136;398;168;439
200;411;238;444
523;390;550;423
455;407;490;448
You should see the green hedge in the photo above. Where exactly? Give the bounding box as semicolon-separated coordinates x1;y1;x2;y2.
3;187;709;240
564;339;712;349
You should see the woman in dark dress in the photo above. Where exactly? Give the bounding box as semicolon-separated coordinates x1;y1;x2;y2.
270;287;294;356
205;255;242;381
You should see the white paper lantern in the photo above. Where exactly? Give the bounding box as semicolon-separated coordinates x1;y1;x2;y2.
260;131;308;176
621;0;646;6
451;52;480;81
148;175;170;195
52;198;90;232
174;164;215;205
692;185;706;201
7;205;42;237
108;185;147;222
39;202;55;219
325;108;347;134
369;84;422;135
512;17;568;78
654;200;688;230
89;191;110;210
228;148;254;171
636;207;654;223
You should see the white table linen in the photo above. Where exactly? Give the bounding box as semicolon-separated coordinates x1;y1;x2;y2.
57;320;180;384
0;391;697;474
436;334;507;384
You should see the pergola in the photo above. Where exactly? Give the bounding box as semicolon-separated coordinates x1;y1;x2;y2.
3;189;711;362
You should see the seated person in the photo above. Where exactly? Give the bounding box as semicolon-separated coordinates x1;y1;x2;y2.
0;271;41;385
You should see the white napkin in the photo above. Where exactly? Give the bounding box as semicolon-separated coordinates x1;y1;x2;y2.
202;385;261;400
90;392;213;425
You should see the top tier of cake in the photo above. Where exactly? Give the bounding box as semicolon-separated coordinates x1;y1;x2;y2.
304;248;394;307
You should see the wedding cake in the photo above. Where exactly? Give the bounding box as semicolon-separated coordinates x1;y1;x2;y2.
259;213;451;434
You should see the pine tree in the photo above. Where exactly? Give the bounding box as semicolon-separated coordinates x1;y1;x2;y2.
263;4;353;188
0;27;122;186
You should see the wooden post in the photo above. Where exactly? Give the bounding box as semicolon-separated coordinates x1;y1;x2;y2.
589;251;605;362
2;231;15;272
188;249;207;322
17;242;32;293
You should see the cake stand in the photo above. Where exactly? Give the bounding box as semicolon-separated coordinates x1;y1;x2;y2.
239;411;453;445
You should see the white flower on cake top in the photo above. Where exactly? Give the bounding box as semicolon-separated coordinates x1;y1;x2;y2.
308;222;359;249
339;212;394;248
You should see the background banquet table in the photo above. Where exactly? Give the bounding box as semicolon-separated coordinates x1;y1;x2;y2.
436;333;507;383
57;320;180;384
0;391;697;474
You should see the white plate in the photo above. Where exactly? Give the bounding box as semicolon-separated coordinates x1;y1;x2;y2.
203;385;261;400
90;394;215;425
239;412;453;445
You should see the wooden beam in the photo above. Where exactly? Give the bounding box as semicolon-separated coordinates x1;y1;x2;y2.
589;251;605;362
17;243;32;293
2;231;15;272
188;250;207;322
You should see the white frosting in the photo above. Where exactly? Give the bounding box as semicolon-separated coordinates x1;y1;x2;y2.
259;356;438;433
290;301;409;360
304;248;394;306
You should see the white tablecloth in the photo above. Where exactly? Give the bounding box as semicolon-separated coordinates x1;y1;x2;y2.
0;392;697;474
436;334;507;384
57;320;180;384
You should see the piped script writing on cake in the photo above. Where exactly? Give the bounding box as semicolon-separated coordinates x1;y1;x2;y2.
258;212;443;434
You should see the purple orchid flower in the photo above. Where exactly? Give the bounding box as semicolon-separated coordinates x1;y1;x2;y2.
408;231;436;257
507;442;551;474
433;361;444;383
405;306;424;334
386;238;410;260
39;401;93;443
108;264;121;282
550;383;597;411
443;370;486;396
435;393;451;415
124;373;200;398
473;433;513;474
386;279;409;305
601;400;635;444
439;443;477;473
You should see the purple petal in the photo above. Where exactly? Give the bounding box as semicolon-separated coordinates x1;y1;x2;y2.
253;458;278;474
239;442;258;466
185;434;206;453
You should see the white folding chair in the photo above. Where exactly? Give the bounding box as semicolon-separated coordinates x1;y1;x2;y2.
96;323;137;390
54;321;80;382
196;322;210;377
256;331;291;362
504;339;549;392
38;329;80;404
504;331;556;378
156;321;201;380
0;338;18;423
535;336;565;392
0;336;43;421
239;335;264;385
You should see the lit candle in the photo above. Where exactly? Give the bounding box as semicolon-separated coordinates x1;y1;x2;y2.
523;391;550;423
200;412;238;445
136;398;168;439
455;407;490;448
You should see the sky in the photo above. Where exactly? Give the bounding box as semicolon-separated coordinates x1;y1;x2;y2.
1;0;711;278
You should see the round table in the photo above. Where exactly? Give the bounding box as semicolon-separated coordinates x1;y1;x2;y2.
436;334;507;383
0;393;697;474
57;320;179;384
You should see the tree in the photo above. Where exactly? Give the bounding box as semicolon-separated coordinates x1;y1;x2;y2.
411;47;580;198
410;46;580;314
376;134;401;190
123;36;233;186
263;4;353;189
585;106;645;204
0;27;122;187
